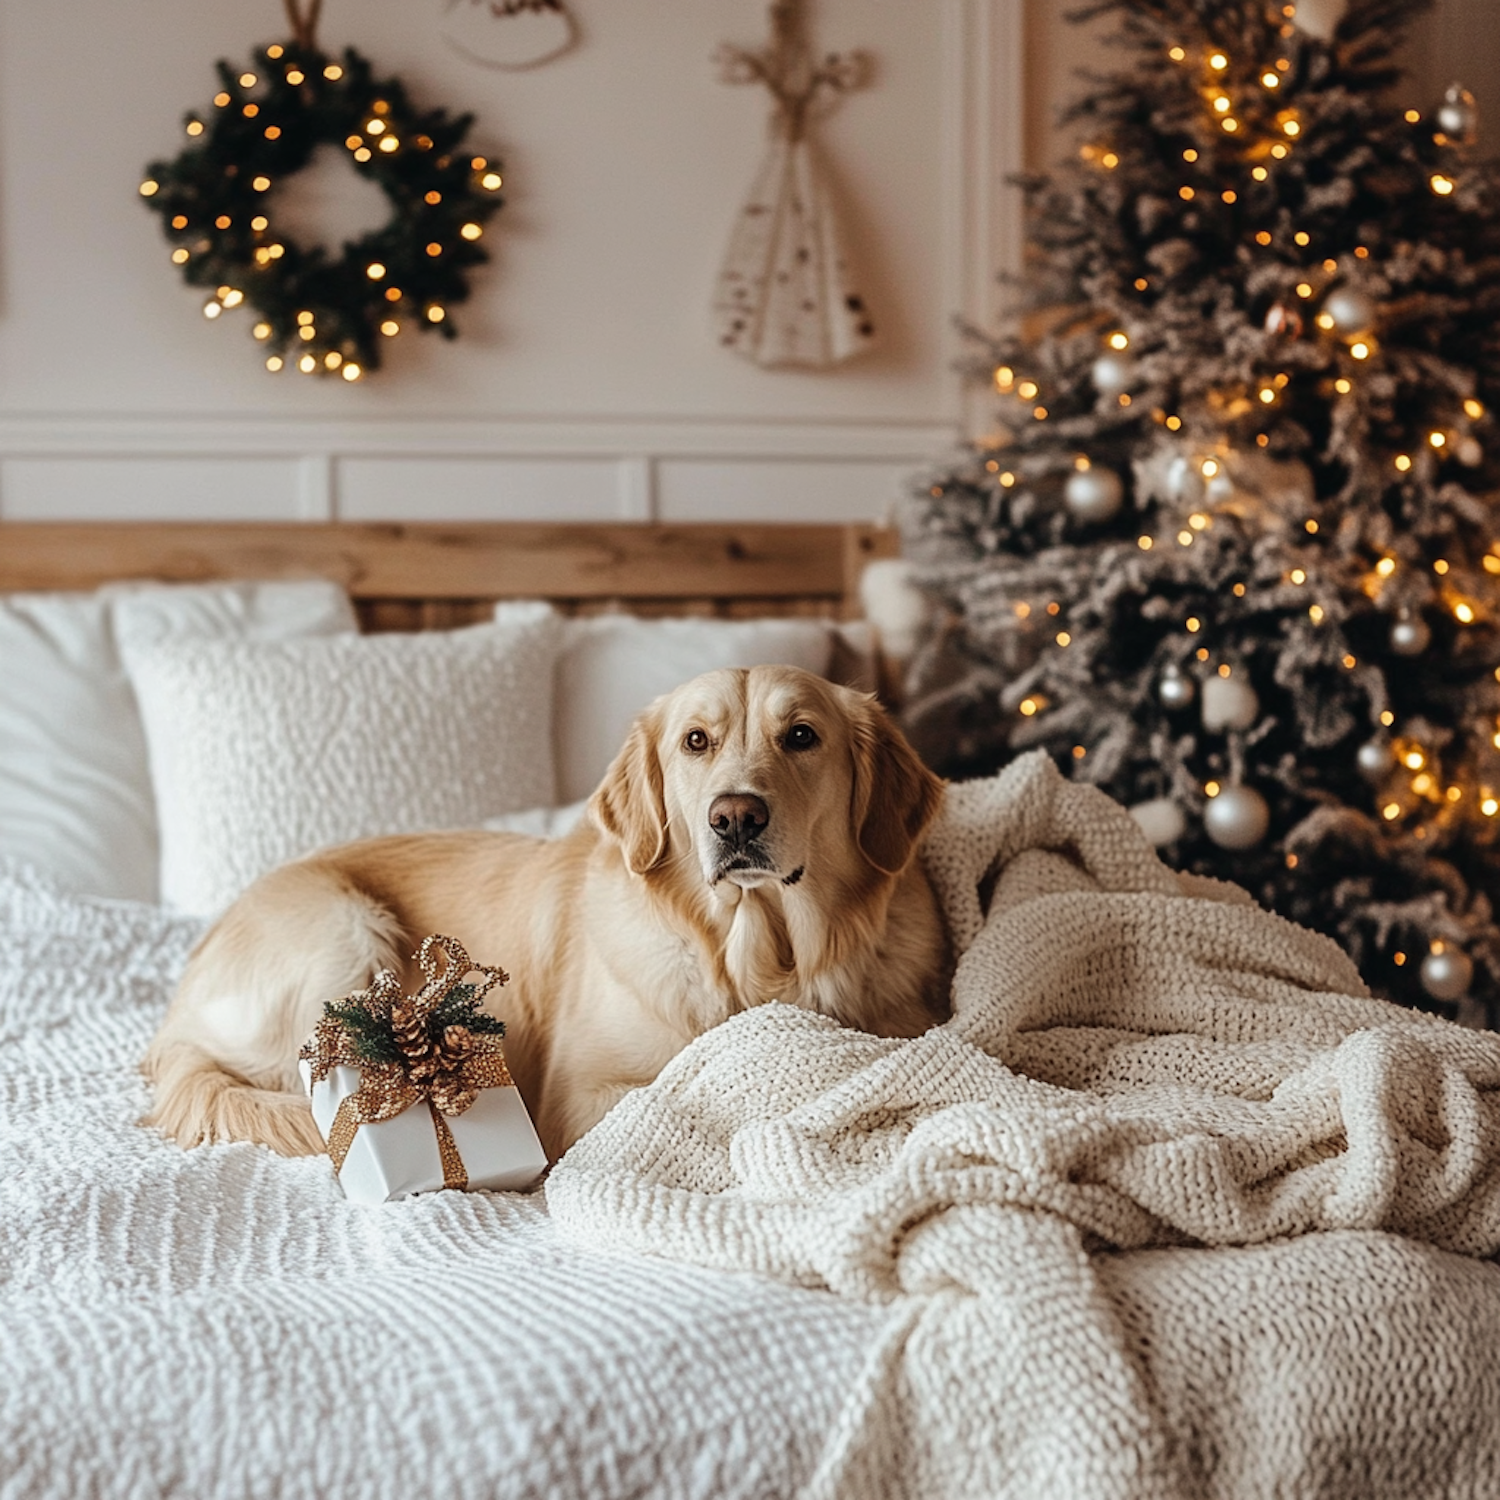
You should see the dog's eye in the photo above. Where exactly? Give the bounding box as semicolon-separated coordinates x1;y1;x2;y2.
683;728;710;754
784;723;819;751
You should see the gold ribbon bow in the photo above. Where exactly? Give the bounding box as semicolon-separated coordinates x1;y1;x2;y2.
299;934;512;1191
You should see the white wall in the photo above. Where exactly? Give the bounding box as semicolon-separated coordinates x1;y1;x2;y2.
0;0;1024;525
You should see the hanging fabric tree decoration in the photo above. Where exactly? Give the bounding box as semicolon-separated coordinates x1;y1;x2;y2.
712;0;876;370
139;0;503;380
441;0;580;72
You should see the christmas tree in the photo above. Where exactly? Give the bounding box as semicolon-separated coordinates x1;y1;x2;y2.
901;0;1500;1026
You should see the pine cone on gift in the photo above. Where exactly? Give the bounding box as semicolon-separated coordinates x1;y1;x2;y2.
390;998;433;1072
427;1025;478;1115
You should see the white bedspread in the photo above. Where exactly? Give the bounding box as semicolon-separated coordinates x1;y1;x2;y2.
546;753;1500;1499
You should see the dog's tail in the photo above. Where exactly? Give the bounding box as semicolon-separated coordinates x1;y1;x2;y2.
143;1040;326;1156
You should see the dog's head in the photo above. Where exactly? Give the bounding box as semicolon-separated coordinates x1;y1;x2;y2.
588;665;944;894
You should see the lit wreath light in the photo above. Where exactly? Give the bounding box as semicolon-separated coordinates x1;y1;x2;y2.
139;36;503;379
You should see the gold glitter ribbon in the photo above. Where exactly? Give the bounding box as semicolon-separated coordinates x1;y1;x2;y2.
299;934;511;1192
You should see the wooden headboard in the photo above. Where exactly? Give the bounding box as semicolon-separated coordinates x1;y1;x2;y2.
0;522;897;632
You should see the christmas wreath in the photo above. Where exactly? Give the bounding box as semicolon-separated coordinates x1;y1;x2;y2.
139;8;502;380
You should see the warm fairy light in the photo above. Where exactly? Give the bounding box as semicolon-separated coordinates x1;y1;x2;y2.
1180;186;1196;201
266;355;284;371
368;119;387;135
342;363;363;381
1138;536;1153;550
1165;415;1182;431
1169;45;1186;61
1223;190;1237;204
379;137;400;153
1464;398;1485;419
297;310;314;325
1448;787;1463;803
215;214;232;229
252;322;271;340
202;301;222;319
1394;455;1412;472
1430;432;1447;448
1455;602;1476;623
1350;342;1371;360
1406;109;1421;123
1485;797;1500;817
324;64;344;79
1376;556;1396;576
1108;331;1130;350
1252;166;1268;181
1047;602;1061;616
1305;519;1319;534
1485;556;1500;576
1233;583;1246;597
1200;459;1220;478
994;365;1015;391
186;120;205;137
1296;282;1313;298
472;157;489;170
285;69;305;85
1316;312;1336;330
1074;455;1092;471
1335;378;1352;393
1019;698;1039;717
1135;278;1149;290
1205;781;1222;797
171;248;190;264
354;148;372;162
1209;52;1228;70
251;175;271;191
1119;394;1133;407
1188;512;1210;530
1178;530;1194;546
1433;559;1449;575
1101;152;1120;170
239;72;257;87
481;172;503;191
1271;143;1289;159
1034;406;1049;420
299;326;316;341
1309;604;1324;622
346;134;364;150
1260;386;1277;404
426;242;443;257
427;305;446;323
1218;663;1232;678
1286;853;1299;869
1294;232;1310;247
221;289;244;308
1017;380;1039;400
139;179;159;197
1183;149;1199;163
1412;773;1435;795
1290;569;1306;584
1381;710;1395;726
1015;602;1031;619
366;262;386;280
243;105;259;118
1383;803;1401;821
324;351;343;370
1000;471;1017;488
1255;230;1273;245
460;222;483;241
1257;434;1270;447
1282;119;1300;137
214;92;231;107
1263;71;1280;88
298;353;317;372
1056;632;1072;647
1342;654;1356;669
1196;647;1210;661
1222;118;1239;133
1214;96;1232;114
1403;749;1425;771
1186;617;1202;633
1431;175;1456;196
1072;745;1087;760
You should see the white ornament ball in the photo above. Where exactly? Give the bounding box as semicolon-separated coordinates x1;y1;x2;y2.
1457;436;1484;468
1165;454;1207;506
1436;84;1478;143
1130;796;1188;847
1158;667;1196;710
1091;352;1136;398
1201;674;1261;732
1390;612;1432;656
1356;738;1395;781
1323;287;1377;336
1204;784;1271;850
1064;465;1125;524
1292;0;1346;41
1421;947;1474;1002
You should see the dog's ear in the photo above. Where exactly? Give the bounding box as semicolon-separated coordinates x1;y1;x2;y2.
589;709;670;875
850;698;945;876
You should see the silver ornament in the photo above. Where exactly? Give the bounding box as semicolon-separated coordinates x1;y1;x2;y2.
1204;784;1271;850
1165;454;1207;506
1420;947;1474;1002
1091;352;1136;398
1158;666;1196;710
1436;84;1478;144
1201;674;1260;732
1064;465;1125;524
1458;436;1484;468
1323;287;1377;336
1389;612;1432;656
1292;0;1345;41
1356;738;1395;781
1130;796;1188;847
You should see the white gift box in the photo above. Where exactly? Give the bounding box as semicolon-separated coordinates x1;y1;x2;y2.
299;1060;548;1205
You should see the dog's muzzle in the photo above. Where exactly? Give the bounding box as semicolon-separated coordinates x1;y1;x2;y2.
708;792;778;884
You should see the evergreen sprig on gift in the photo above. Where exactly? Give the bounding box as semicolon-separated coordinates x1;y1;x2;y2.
323;981;505;1067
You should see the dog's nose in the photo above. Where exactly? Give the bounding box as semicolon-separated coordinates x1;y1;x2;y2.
708;793;770;849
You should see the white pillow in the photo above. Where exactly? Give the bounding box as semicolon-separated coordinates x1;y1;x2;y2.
0;580;355;903
547;614;838;804
122;604;562;916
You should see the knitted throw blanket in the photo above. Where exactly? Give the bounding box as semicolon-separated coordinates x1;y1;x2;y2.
546;751;1500;1499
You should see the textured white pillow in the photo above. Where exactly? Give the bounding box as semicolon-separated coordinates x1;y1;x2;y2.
547;613;836;804
0;580;355;903
122;605;561;916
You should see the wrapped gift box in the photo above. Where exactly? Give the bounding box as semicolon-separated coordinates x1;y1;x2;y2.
300;1059;547;1204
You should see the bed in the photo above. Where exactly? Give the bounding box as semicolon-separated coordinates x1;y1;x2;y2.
2;520;1499;1500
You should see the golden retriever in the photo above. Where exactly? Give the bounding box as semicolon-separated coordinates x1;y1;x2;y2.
143;664;950;1162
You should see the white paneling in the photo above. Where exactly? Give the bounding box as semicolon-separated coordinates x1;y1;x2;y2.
656;459;922;524
338;456;623;521
0;457;303;520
